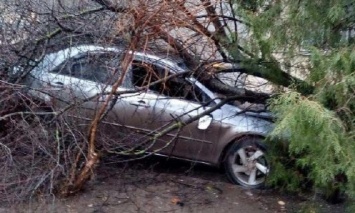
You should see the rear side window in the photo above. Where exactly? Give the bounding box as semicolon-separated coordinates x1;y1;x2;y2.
50;52;133;88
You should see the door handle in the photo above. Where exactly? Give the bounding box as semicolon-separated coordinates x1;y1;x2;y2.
130;100;150;108
50;81;64;88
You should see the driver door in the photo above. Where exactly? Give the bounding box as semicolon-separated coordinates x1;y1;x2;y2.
130;61;221;162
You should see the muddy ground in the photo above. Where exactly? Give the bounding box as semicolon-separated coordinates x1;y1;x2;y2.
0;156;349;213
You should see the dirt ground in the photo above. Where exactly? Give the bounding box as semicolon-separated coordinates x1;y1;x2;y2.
0;156;348;213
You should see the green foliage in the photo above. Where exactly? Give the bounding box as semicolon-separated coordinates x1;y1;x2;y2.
265;46;354;198
267;91;355;197
236;0;354;50
232;0;355;199
310;47;355;122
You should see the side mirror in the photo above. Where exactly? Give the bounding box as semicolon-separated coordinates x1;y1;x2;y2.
197;115;212;130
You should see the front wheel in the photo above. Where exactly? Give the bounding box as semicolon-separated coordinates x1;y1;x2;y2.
224;137;269;189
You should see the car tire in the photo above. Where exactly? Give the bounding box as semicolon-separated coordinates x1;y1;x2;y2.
224;137;269;189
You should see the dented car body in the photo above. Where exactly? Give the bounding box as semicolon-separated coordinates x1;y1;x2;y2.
27;45;273;188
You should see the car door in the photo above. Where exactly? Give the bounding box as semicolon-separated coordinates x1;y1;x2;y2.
39;52;165;152
129;60;221;162
43;52;117;108
39;52;139;137
150;81;222;162
48;52;158;151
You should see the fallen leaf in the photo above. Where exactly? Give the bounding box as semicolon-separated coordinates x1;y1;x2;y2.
171;197;184;207
171;197;181;205
278;200;285;206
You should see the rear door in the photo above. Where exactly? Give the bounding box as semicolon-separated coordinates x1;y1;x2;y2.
45;52;123;108
45;52;158;151
41;52;137;137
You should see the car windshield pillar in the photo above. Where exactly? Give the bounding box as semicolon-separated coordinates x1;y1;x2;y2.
190;78;219;106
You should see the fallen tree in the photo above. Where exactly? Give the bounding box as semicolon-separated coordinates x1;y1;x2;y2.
0;0;354;204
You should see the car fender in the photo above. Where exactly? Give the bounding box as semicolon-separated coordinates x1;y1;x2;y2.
212;127;268;165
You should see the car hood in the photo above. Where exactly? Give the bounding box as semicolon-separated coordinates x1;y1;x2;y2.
211;103;274;136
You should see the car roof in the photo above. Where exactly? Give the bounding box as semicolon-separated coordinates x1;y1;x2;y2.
36;45;187;74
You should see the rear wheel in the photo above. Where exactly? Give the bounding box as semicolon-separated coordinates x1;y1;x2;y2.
224;137;269;189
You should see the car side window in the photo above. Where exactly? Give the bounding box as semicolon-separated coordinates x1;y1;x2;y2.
69;57;108;83
131;61;209;103
50;52;133;88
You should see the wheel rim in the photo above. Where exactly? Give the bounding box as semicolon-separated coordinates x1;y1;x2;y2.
229;145;269;186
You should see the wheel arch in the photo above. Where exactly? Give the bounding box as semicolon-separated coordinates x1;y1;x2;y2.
216;133;266;167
